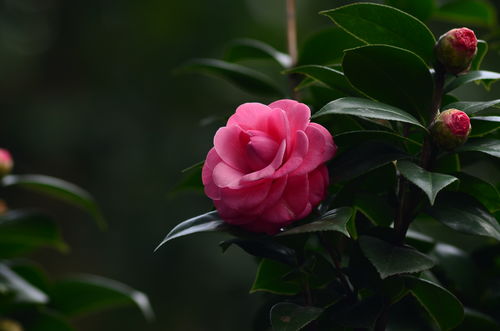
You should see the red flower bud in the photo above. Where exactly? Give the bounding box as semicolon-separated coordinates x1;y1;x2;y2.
435;27;477;75
430;109;471;150
0;149;13;177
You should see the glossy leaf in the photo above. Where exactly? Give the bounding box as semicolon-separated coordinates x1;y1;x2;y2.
384;0;435;21
0;210;67;252
225;39;291;68
329;142;409;183
342;45;434;123
444;71;500;93
354;194;394;227
333;130;422;149
285;65;359;96
156;211;230;250
51;274;154;321
397;161;458;205
359;236;435;279
403;276;464;330
321;3;436;63
270;303;323;331
250;259;300;295
180;58;283;96
428;193;500;240
471;40;488;71
0;263;48;304
435;0;497;27
220;238;297;266
455;308;500;331
314;97;426;129
2;174;106;229
278;207;352;237
28;310;74;331
298;27;362;65
444;99;500;117
457;138;500;158
469;117;500;137
457;173;500;212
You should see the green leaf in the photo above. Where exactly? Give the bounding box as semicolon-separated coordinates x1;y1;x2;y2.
298;27;363;65
50;274;154;321
2;174;106;229
384;0;435;21
471;40;488;71
403;276;464;330
155;211;230;250
285;65;359;96
270;303;323;331
250;259;301;295
457;138;500;158
342;45;434;123
455;308;500;331
225;39;291;68
28;310;74;331
445;99;500;117
0;210;68;252
359;236;436;279
314;97;427;129
434;0;497;27
354;194;394;227
397;161;458;205
329;142;409;183
457;173;500;212
0;263;48;304
180;58;283;96
333;295;386;328
428;192;500;240
321;3;436;63
278;207;352;237
444;71;500;93
470;117;500;138
220;239;297;266
333;130;422;149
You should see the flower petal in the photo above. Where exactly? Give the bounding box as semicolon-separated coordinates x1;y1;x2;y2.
212;162;244;188
214;126;250;172
227;103;272;131
241;139;286;183
268;99;311;133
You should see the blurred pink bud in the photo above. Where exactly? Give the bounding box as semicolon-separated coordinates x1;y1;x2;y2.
0;149;13;177
435;27;477;75
430;109;471;150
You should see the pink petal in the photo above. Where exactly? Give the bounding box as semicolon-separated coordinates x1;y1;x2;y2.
214;126;250;172
219;181;272;212
212;162;244;188
267;108;289;142
241;139;286;183
308;165;329;206
227;103;272;131
246;134;279;171
309;122;337;162
273;130;308;178
202;148;222;200
268;99;311;133
291;124;334;176
282;174;309;216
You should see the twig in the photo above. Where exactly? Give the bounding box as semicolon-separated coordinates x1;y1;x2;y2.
286;0;300;97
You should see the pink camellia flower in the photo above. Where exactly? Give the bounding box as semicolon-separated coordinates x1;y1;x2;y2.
202;100;336;234
430;109;471;150
435;27;478;75
0;149;13;177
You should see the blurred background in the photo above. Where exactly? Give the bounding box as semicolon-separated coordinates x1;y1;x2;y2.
0;0;498;330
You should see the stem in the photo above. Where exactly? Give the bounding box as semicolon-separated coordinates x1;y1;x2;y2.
286;0;300;98
395;66;446;244
318;234;355;301
286;0;298;66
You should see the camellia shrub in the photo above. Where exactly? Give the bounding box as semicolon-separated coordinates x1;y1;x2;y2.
159;1;500;330
0;150;153;330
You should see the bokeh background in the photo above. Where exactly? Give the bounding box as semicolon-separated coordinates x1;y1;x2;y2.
0;0;499;330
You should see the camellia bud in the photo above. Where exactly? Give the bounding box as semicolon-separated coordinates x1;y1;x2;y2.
430;109;471;150
0;149;13;177
435;27;477;75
